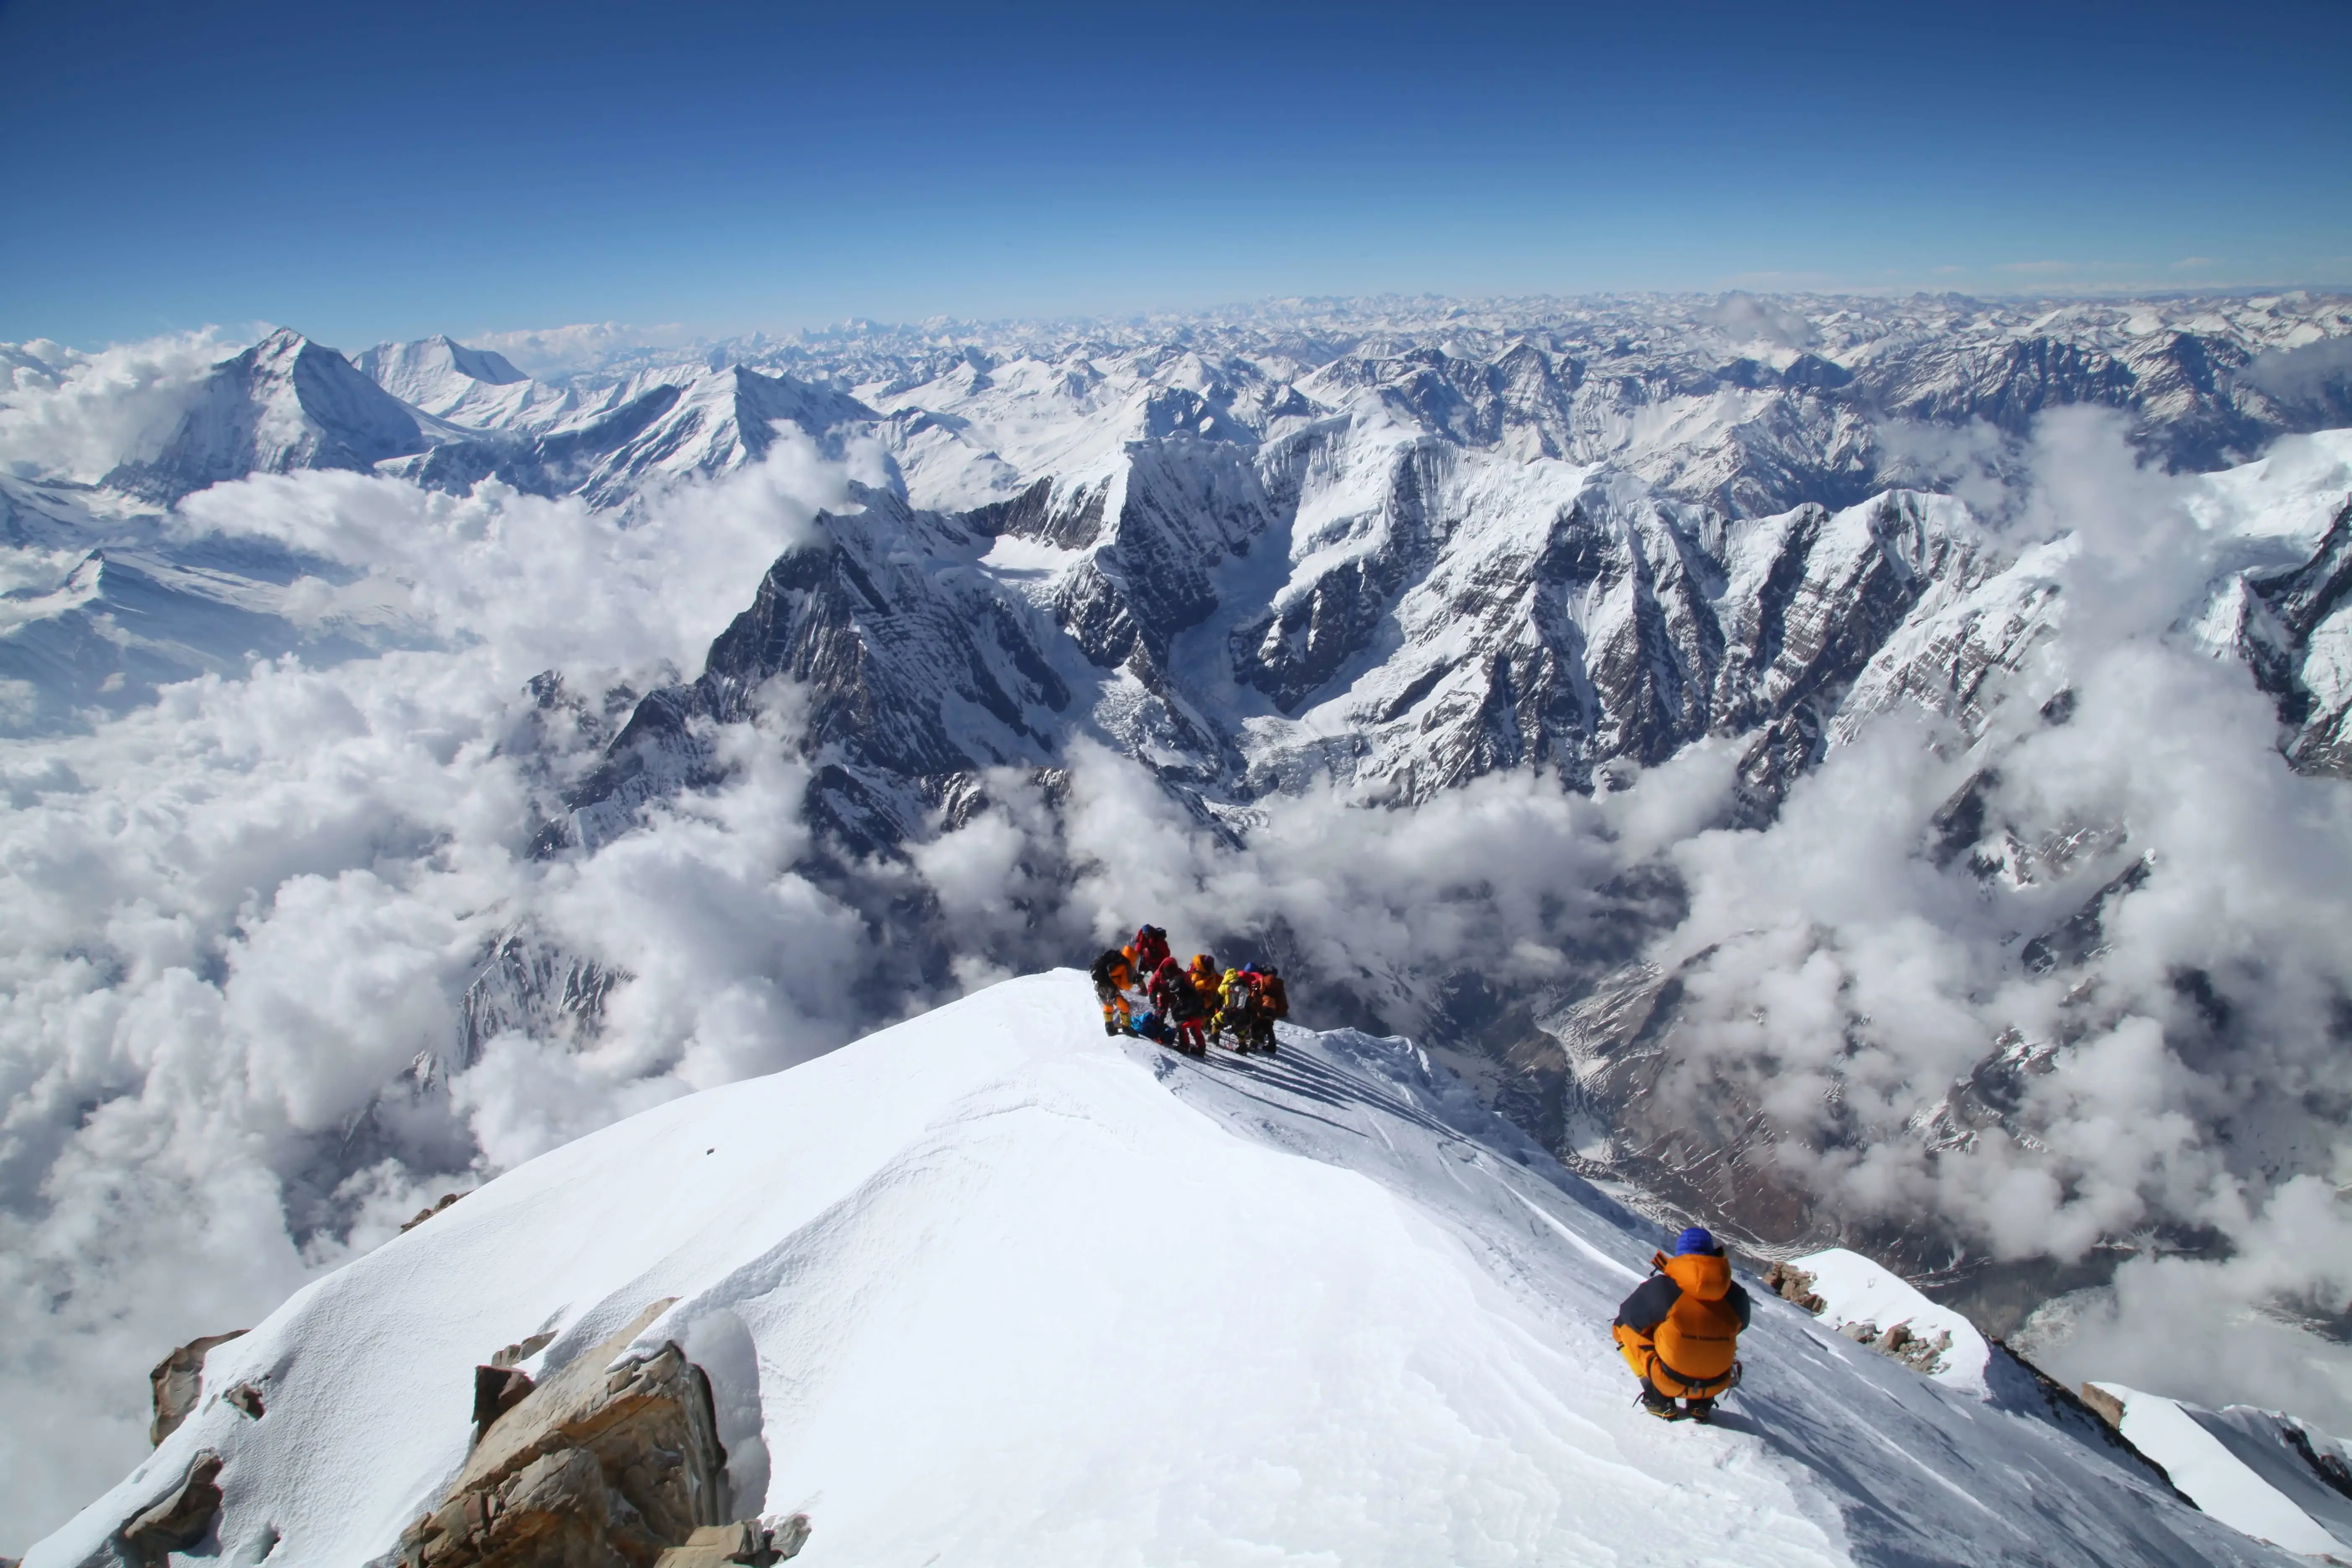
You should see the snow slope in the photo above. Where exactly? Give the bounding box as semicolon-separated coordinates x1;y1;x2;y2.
2090;1382;2352;1559
27;972;2285;1568
1786;1246;1994;1398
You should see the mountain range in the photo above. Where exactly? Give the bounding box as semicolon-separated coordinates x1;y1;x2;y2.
6;290;2352;1350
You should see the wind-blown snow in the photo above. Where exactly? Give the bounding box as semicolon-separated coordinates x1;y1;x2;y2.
25;975;2288;1568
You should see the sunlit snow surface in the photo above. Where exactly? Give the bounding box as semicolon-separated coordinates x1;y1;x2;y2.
27;973;2284;1568
2090;1382;2352;1558
1789;1246;1994;1398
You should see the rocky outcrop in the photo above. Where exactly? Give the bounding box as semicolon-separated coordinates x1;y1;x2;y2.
120;1450;224;1567
1761;1262;1955;1376
148;1332;246;1447
458;936;624;1066
395;1302;732;1568
2081;1382;2130;1428
402;1192;464;1233
651;1518;809;1568
563;482;1081;855
2228;496;2352;776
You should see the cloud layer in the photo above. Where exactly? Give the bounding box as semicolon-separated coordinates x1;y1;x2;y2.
0;439;895;1543
3;350;2351;1545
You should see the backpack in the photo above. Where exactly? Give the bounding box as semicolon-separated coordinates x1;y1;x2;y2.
1259;973;1289;1019
1090;949;1124;986
1221;970;1255;1019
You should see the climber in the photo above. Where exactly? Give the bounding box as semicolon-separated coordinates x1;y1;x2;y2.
1127;925;1173;981
1216;966;1259;1052
1253;964;1288;1053
1148;955;1209;1056
1188;953;1220;1010
1089;946;1136;1036
1612;1226;1752;1423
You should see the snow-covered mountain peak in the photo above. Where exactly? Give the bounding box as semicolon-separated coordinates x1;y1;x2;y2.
103;327;432;502
21;973;2291;1568
353;334;527;407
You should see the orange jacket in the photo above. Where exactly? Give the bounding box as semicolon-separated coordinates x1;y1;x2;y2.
1092;950;1134;992
1613;1251;1751;1394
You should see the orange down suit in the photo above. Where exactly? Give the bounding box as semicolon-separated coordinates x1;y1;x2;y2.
1611;1250;1751;1399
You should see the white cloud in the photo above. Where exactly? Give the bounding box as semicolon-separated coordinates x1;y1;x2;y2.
459;322;683;378
1610;410;2352;1429
3;341;2351;1549
0;329;240;481
0;439;884;1547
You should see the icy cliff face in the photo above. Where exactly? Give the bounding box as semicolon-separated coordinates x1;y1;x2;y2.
20;974;2294;1568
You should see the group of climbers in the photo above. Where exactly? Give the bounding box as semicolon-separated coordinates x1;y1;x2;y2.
1096;930;1755;1428
1088;924;1289;1057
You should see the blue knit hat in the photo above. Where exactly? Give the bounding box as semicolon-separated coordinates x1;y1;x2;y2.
1675;1226;1718;1256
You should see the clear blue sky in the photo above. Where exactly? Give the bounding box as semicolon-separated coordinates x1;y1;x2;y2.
2;0;2347;351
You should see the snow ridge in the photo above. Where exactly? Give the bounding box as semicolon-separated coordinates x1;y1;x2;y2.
22;974;2294;1568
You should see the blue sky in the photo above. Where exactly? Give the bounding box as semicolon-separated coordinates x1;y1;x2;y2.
2;0;2347;350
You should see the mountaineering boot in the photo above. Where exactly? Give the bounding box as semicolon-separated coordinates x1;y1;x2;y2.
1638;1388;1681;1421
1684;1398;1716;1424
1105;1020;1120;1036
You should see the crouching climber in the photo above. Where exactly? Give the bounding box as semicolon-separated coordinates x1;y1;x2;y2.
1612;1227;1751;1422
1090;946;1136;1035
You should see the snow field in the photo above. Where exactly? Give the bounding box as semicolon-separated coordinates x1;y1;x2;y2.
2091;1384;2352;1559
28;973;2291;1567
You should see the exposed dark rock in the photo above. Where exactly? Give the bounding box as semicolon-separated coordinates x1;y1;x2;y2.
1928;769;1998;868
473;1365;536;1446
2021;856;2152;975
2245;497;2352;775
223;1382;265;1421
1761;1260;1826;1315
149;1332;247;1447
652;1516;809;1568
2283;1424;2352;1503
455;932;624;1070
121;1450;224;1568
